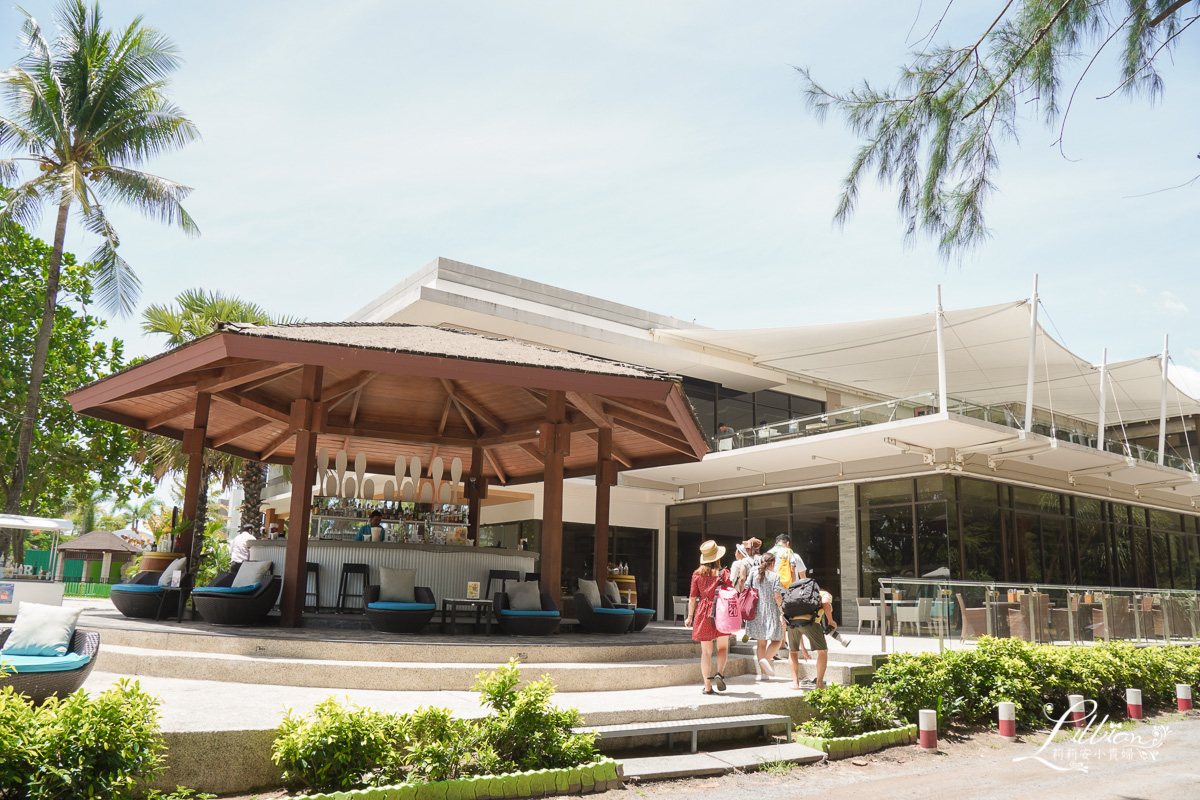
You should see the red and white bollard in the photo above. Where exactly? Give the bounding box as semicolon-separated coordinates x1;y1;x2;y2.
998;701;1016;741
918;709;938;752
1126;688;1143;720
1176;684;1192;712
1067;694;1086;729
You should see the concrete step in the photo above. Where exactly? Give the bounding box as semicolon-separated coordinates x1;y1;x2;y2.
622;742;826;781
95;644;758;691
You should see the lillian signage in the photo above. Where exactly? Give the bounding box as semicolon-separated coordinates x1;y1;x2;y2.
1014;699;1170;772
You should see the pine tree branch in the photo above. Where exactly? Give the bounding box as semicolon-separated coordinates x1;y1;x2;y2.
1097;12;1199;99
962;0;1081;119
1149;0;1192;27
929;0;1018;99
1055;8;1140;156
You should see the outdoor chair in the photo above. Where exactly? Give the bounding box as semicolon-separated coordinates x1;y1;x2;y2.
110;570;194;622
492;591;560;636
363;584;437;634
896;597;933;635
671;595;688;625
1007;592;1051;643
574;592;634;634
192;575;282;626
0;628;99;704
1092;594;1137;641
855;596;889;634
631;607;655;631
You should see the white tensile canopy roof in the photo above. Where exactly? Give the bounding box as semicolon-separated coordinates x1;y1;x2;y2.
654;300;1200;426
0;513;74;532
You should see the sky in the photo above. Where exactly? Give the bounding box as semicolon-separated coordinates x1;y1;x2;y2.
4;1;1199;398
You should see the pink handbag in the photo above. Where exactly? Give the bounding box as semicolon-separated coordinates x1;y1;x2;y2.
712;580;743;634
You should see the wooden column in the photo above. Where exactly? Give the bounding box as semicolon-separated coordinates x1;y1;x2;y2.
594;428;615;589
280;366;324;627
178;392;212;569
540;391;567;601
467;446;487;546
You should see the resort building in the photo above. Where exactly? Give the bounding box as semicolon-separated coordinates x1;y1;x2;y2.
262;257;1200;626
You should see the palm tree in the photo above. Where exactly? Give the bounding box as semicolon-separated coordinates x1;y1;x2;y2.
0;1;198;527
142;289;300;541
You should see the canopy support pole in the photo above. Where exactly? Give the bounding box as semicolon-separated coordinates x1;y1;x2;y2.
935;286;948;413
540;391;567;606
179;392;212;571
1159;334;1169;465
1097;349;1108;452
280;365;324;628
1024;275;1039;432
594;427;614;590
467;446;486;546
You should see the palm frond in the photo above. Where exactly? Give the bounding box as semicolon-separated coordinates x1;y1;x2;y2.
92;165;197;234
82;202;141;316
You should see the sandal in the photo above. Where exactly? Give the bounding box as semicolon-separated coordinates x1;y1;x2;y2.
702;687;716;695
713;672;726;691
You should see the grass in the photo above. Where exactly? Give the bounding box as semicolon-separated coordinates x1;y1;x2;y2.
755;756;796;776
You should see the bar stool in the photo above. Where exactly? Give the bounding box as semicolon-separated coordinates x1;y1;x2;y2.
336;563;369;613
304;562;321;612
486;569;519;602
524;572;540;583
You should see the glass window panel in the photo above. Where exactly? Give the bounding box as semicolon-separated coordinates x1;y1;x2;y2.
794;506;840;611
790;396;824;419
793;487;839;513
860;480;913;507
960;503;1003;581
716;395;754;433
747;494;788;516
859;504;913;597
747;493;789;544
1076;517;1110;586
916;502;951;578
667;503;703;529
1151;531;1173;589
705;498;744;540
1012;513;1042;583
959;478;1001;505
1041;516;1072;585
1178;534;1200;591
1149;509;1182;532
1112;522;1136;587
1013;487;1061;514
917;476;953;502
756;390;791;411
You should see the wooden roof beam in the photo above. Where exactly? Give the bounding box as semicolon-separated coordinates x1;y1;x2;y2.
214;390;291;424
519;442;546;465
323;418;477;448
602;395;676;424
567;391;613;429
609;413;695;456
145;399;195;430
588;431;632;468
484;448;508;484
260;428;297;460
196;361;299;395
440;379;504;431
110;369;225;402
211;417;273;448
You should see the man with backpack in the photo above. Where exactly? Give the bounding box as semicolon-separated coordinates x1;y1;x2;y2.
768;534;806;589
781;576;835;690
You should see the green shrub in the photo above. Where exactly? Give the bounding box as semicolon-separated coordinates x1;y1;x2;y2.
803;684;900;737
397;707;495;784
273;697;405;791
474;660;598;772
1;680;167;799
796;719;835;738
873;638;1200;729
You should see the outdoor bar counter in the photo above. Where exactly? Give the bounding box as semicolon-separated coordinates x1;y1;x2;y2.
247;539;537;611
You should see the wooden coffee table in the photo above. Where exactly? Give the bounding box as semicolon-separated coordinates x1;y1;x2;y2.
441;597;493;635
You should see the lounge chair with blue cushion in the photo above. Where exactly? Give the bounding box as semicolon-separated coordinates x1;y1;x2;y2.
0;627;99;704
363;584;437;633
110;570;168;619
192;570;281;626
632;607;655;631
493;590;560;636
574;592;634;634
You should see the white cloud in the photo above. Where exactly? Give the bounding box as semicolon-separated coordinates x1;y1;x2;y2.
1172;364;1200;400
1161;291;1189;314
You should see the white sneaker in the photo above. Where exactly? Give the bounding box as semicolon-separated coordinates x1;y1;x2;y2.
759;657;775;677
757;674;769;682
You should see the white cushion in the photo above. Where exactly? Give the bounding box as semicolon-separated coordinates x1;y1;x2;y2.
2;602;81;656
605;581;623;605
577;579;602;609
507;581;542;612
232;560;272;588
379;567;416;603
157;557;187;587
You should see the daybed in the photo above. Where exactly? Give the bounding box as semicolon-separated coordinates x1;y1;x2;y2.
0;628;99;703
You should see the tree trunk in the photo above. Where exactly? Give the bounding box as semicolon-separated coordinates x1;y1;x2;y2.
238;460;268;534
191;465;210;570
1;201;71;562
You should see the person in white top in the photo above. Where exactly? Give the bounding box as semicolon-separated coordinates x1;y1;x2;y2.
230;526;256;571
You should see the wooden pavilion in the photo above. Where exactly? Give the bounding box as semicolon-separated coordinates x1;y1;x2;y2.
68;323;707;626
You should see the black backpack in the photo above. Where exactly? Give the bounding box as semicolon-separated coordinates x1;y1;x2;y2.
781;578;822;619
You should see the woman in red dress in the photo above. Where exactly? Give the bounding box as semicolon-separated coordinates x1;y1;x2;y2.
685;540;731;694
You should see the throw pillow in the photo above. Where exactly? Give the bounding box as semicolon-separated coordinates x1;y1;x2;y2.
605;581;623;605
1;602;82;656
231;560;272;588
577;579;602;608
157;556;187;587
507;581;542;612
379;567;416;603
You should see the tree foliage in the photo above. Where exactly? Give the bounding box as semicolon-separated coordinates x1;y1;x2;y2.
800;0;1198;258
0;222;145;559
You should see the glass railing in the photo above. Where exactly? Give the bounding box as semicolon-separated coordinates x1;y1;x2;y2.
715;392;1198;474
863;577;1200;649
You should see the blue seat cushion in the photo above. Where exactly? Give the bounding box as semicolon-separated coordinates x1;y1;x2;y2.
593;607;634;616
367;602;436;612
192;582;261;596
0;652;91;674
499;610;560;617
111;584;166;594
634;608;655;614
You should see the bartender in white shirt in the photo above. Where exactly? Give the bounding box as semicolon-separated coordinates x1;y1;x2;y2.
229;525;256;573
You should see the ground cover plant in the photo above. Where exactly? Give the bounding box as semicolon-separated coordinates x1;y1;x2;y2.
797;683;902;738
273;660;598;793
872;637;1200;729
0;679;207;800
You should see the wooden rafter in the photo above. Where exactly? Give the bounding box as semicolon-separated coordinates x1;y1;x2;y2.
566;391;612;428
214;390;291;424
260;428;296;460
145;399;196;429
518;442;546;465
440;379;504;431
588;431;632;468
609;413;694;456
603;395;676;424
484;448;508;484
196;361;299;395
111;369;224;402
211;417;273;448
324;418;476;448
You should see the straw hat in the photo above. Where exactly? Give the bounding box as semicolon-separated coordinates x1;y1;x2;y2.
699;540;726;564
744;537;762;550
